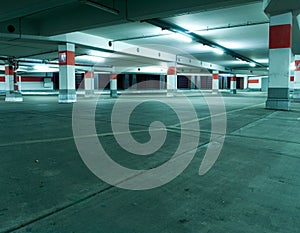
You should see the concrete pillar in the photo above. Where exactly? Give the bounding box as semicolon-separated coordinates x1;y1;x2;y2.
266;12;292;110
132;74;137;89
58;43;76;103
212;71;219;94
5;65;23;102
167;66;177;96
159;75;165;89
244;76;249;89
124;74;129;89
84;71;94;97
230;76;237;94
110;74;118;97
293;55;300;101
94;73;99;91
191;75;195;89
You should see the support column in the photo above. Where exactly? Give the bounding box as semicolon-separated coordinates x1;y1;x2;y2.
84;71;94;97
5;65;23;102
131;74;137;89
58;43;76;103
293;55;300;101
159;74;165;89
266;12;292;110
244;76;249;89
191;75;195;89
124;74;129;90
110;74;118;97
230;76;237;94
167;66;177;96
212;71;219;94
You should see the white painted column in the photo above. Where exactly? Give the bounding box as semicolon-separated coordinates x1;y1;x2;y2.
5;65;23;102
293;55;300;101
266;12;292;110
230;76;237;94
212;71;219;94
110;74;118;97
58;43;76;103
167;66;177;96
244;76;249;89
160;74;165;89
191;75;195;89
84;71;94;97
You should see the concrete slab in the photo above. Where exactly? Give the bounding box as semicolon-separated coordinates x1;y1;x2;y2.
0;93;299;233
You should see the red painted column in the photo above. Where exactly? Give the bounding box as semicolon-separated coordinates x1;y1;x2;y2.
294;55;300;101
84;71;94;97
110;73;118;97
5;65;23;102
58;43;76;103
212;71;219;94
167;66;177;96
230;76;237;94
266;12;292;110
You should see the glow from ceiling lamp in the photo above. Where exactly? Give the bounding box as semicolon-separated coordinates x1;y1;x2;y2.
211;47;224;55
175;33;193;43
33;64;58;73
76;55;105;63
249;62;256;67
89;50;112;58
289;62;296;70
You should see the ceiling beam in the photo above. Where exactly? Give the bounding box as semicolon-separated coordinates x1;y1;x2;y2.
145;18;266;68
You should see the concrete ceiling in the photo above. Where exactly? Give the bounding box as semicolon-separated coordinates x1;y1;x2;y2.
0;0;299;75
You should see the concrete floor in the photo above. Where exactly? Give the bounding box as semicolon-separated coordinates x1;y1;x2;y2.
0;92;300;233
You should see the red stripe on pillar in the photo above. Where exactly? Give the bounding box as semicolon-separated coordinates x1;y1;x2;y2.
167;66;177;75
269;24;292;49
295;61;300;71
290;76;294;82
21;77;44;82
231;76;237;81
111;74;117;80
212;73;219;80
58;50;75;66
85;72;94;78
5;66;14;75
0;76;5;82
248;79;259;84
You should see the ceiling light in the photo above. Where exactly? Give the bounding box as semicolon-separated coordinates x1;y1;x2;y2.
249;63;256;67
33;64;58;73
76;55;105;63
89;51;112;58
212;47;224;55
175;33;192;43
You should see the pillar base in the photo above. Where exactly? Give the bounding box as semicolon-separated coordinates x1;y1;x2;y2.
85;90;94;98
167;89;177;97
59;89;76;103
293;89;300;102
110;90;118;98
230;89;237;94
212;89;219;95
5;92;23;102
266;99;290;111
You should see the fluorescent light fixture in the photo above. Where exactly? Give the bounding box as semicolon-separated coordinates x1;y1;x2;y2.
249;62;256;67
89;51;112;58
33;64;58;73
211;47;224;55
290;62;296;70
175;33;192;43
76;55;105;63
